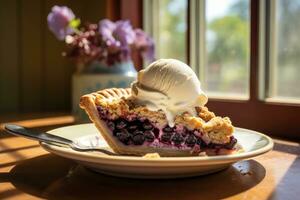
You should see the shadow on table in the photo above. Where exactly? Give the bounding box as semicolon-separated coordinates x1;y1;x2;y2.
268;140;300;200
5;154;265;200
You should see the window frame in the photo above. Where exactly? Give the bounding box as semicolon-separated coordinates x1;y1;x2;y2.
122;0;300;139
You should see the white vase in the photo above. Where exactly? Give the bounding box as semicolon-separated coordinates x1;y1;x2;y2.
72;61;137;123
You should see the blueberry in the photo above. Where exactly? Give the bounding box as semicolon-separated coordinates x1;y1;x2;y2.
163;126;173;133
107;121;115;131
161;132;172;143
132;130;144;136
131;119;142;125
197;138;202;146
185;134;197;147
132;133;145;145
116;130;130;144
181;127;188;136
224;137;237;149
97;107;107;119
116;119;127;129
172;133;184;145
143;122;153;130
96;106;102;112
144;131;155;142
127;124;138;132
202;141;212;148
153;128;160;138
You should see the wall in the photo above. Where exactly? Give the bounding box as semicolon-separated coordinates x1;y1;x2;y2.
0;0;107;113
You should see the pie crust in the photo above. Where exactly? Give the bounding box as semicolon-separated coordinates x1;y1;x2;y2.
80;88;237;156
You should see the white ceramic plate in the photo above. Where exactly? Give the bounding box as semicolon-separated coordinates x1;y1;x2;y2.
41;124;273;179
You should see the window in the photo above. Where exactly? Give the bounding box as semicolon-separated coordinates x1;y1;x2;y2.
144;0;188;62
143;0;300;138
267;0;300;100
205;0;250;97
145;0;250;98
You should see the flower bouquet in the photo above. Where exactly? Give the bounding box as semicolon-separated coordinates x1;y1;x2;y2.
47;6;155;73
47;6;155;122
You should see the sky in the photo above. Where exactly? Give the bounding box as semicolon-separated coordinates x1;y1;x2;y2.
206;0;240;22
167;0;240;22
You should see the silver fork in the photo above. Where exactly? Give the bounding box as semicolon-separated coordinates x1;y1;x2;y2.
4;124;118;156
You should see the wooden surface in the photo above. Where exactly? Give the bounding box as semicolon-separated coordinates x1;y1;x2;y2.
0;114;300;200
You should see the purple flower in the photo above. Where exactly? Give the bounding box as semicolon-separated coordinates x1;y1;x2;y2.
99;19;136;50
114;20;136;45
47;6;75;40
60;17;155;67
134;29;155;61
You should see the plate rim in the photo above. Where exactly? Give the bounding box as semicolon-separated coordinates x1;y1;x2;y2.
41;124;274;164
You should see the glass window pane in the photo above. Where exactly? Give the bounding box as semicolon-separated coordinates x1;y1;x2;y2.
269;0;300;99
205;0;250;97
157;0;187;62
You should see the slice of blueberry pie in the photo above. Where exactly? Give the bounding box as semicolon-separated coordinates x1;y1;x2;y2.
80;59;239;156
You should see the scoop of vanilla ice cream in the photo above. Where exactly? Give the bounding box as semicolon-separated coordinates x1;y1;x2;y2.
131;59;208;127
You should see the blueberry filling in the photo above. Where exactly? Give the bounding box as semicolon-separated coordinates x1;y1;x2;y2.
97;108;237;150
132;130;144;136
153;128;160;138
144;130;155;142
163;126;173;133
161;132;173;143
132;133;145;145
115;119;127;129
107;121;115;131
128;124;139;132
185;134;197;147
224;136;237;149
115;130;130;144
178;127;188;136
196;138;202;146
97;107;107;119
143;121;153;130
172;133;184;145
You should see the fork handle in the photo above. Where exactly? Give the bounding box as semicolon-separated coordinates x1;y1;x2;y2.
4;124;73;146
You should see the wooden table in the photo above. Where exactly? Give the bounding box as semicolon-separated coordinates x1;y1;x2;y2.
0;113;299;200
